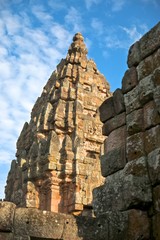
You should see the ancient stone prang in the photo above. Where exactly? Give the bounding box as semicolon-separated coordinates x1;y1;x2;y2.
5;33;111;215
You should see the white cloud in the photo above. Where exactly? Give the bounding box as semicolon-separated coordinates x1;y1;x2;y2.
85;0;101;10
65;7;84;33
121;25;143;42
104;24;148;51
105;35;124;49
140;0;159;7
48;0;67;10
110;0;126;12
32;5;54;23
91;18;103;35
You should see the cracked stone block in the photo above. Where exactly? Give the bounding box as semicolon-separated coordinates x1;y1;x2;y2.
100;146;126;177
93;157;152;215
153;185;160;213
137;55;153;81
144;125;160;154
153;48;160;70
14;208;65;239
122;67;138;94
152;67;160;86
99;96;115;123
139;75;154;105
126;132;144;161
0;233;14;240
147;148;160;185
113;88;125;114
104;126;126;154
102;112;126;136
0;201;16;232
152;213;160;240
126;108;143;135
143;100;160;130
127;41;141;68
140;22;160;60
124;85;141;114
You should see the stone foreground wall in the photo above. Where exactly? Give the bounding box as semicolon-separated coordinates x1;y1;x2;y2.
0;201;150;240
93;21;160;239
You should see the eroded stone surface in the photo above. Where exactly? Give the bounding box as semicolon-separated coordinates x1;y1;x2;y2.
0;201;16;232
93;157;152;215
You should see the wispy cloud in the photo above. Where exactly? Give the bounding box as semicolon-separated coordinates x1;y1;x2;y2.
91;18;104;35
103;23;148;59
110;0;126;12
140;0;159;7
84;0;101;10
65;7;84;33
120;25;147;43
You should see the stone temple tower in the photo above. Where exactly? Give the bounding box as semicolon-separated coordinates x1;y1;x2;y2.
5;33;111;215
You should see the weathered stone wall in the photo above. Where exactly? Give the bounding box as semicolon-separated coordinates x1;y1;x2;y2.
5;33;111;215
0;201;151;240
93;21;160;239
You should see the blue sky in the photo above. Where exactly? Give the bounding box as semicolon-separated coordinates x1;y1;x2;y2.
0;0;159;199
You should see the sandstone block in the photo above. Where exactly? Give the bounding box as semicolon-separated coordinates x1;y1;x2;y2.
154;86;160;113
126;209;150;240
67;214;109;240
152;67;160;86
127;41;141;68
122;67;138;94
63;63;73;78
0;233;14;240
139;75;154;105
143;100;160;130
113;88;125;114
140;22;160;60
99;96;115;123
102;112;126;136
126;132;144;161
147;148;160;185
153;185;160;213
100;146;126;177
93;157;152;214
144;125;160;154
124;85;141;114
68;210;150;240
60;86;69;100
104;126;126;153
14;208;65;239
0;201;16;232
153;48;160;70
126;108;143;135
152;213;160;240
137;55;153;81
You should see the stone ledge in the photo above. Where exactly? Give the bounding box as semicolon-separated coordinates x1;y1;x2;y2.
0;201;151;240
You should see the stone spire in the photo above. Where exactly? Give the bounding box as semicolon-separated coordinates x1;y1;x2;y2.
66;33;88;63
5;33;111;215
